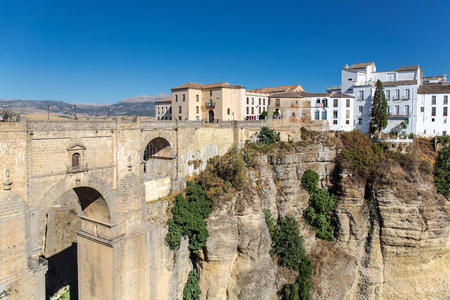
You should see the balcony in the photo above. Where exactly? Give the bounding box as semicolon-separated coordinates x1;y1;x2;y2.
205;101;216;108
388;112;410;118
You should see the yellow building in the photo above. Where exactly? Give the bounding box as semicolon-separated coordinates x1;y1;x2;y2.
171;82;246;122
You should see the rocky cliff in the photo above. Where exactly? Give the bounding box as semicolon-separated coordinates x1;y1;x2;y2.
149;133;449;299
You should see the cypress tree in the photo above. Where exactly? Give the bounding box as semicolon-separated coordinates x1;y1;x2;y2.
369;80;388;136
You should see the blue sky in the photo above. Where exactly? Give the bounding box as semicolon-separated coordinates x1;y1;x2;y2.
0;0;449;103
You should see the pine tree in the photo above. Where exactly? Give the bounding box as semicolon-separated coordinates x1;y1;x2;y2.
369;80;388;136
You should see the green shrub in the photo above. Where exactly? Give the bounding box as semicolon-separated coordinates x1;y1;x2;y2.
301;170;319;194
183;269;201;300
257;126;280;145
435;146;450;197
301;170;336;241
198;147;246;199
165;182;212;253
263;210;312;299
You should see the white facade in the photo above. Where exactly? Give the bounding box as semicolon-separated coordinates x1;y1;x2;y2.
310;94;355;131
416;90;450;136
155;99;172;120
244;92;269;120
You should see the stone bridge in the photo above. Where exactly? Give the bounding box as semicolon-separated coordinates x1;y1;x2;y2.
0;118;311;299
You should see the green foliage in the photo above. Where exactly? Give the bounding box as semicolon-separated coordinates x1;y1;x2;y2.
435;146;450;197
257;126;280;145
198;147;246;199
437;136;450;145
369;80;388;135
183;269;201;300
283;257;313;300
301;170;336;241
259;110;268;119
300;170;319;194
263;210;312;299
165;182;212;253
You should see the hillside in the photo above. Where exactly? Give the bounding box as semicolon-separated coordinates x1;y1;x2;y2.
0;93;170;117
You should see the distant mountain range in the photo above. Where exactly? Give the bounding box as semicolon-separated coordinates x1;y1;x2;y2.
0;93;170;117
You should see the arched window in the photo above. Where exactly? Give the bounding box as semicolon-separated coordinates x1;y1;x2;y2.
72;153;80;169
314;110;320;120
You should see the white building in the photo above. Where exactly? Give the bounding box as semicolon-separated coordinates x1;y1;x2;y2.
416;83;450;136
310;92;355;131
155;97;172;120
244;92;269;120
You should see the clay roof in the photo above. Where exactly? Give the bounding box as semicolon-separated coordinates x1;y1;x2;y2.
417;83;450;94
423;75;446;79
155;97;172;104
269;91;354;98
382;80;418;87
247;84;304;94
171;82;244;91
349;62;375;69
397;65;419;71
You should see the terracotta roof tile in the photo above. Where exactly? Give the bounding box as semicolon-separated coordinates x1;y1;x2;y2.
382;80;418;87
397;65;419;71
349;62;375;69
248;84;304;94
269;91;354;98
171;82;244;91
418;83;450;94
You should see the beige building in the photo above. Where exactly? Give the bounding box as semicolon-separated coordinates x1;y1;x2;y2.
268;91;312;122
171;82;245;122
155;97;172;120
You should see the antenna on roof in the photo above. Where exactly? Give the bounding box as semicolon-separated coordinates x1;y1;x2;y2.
345;64;349;68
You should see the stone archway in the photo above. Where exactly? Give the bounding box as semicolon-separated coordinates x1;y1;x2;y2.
42;185;112;300
142;137;174;179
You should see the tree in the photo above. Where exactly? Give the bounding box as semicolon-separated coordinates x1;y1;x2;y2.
369;80;388;136
259;110;268;120
435;146;450;197
257;127;280;145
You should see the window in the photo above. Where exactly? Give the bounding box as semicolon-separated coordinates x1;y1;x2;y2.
405;105;409;116
246;97;249;104
72;153;80;169
359;91;364;100
444;107;448;117
175;95;178;102
333;110;338;118
196;95;199;102
322;110;327;120
263;99;265;105
210;90;212;97
432;96;436;105
258;107;261;114
314;110;320;120
395;89;400;99
444;131;447;136
358;118;362;125
346;99;350;107
386;90;390;100
421;106;424;112
246;107;249;114
252;97;254;105
359;106;363;113
395;105;400;115
196;116;199;120
178;116;182;120
276;99;280;106
388;106;390;115
333;99;338;107
182;94;185;102
346;110;350;119
432;107;436;116
178;106;182;113
227;108;230;115
346;120;350;124
196;106;199;114
157;107;160;113
322;99;328;107
268;99;271;105
405;89;410;99
292;112;295;117
259;98;261;105
333;120;338;125
444;96;448;105
251;107;254;114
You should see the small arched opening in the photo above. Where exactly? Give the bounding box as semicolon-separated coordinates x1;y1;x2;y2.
208;110;214;123
43;186;111;300
142;137;174;179
72;153;80;169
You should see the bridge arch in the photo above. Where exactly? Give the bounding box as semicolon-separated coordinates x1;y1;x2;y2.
141;136;175;179
38;176;116;299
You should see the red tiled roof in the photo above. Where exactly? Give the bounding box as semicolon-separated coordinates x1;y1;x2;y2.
247;84;304;94
418;83;450;94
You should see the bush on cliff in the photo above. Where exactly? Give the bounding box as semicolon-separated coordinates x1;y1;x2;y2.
165;181;211;253
263;210;312;299
183;269;201;300
435;146;450;197
197;147;246;200
257;126;280;145
301;170;336;241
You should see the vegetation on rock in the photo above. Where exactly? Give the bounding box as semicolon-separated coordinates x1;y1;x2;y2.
183;269;201;300
257;126;280;145
301;170;336;241
435;146;450;197
165;181;211;253
264;210;312;299
197;147;246;200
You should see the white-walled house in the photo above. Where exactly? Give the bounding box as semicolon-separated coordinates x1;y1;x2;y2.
416;83;450;136
155;97;172;120
310;92;355;131
244;92;269;120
